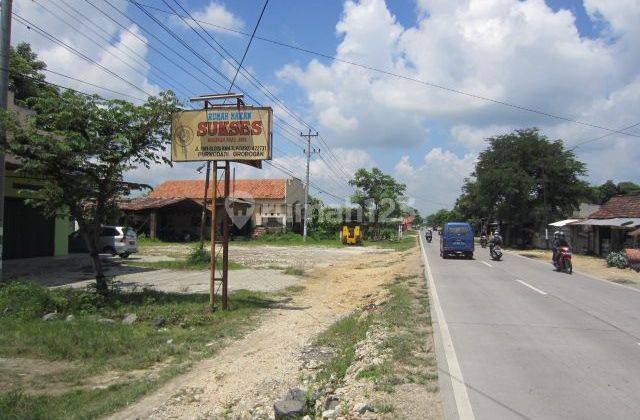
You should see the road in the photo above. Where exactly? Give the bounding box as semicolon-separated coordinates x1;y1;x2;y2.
419;233;640;420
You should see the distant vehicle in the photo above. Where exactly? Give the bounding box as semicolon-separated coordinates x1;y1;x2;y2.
553;245;572;274
440;222;474;259
425;229;433;243
68;226;138;258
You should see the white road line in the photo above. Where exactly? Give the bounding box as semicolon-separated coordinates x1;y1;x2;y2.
516;279;548;295
480;261;493;268
419;235;476;420
506;250;640;294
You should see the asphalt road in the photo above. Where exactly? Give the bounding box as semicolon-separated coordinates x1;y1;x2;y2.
419;232;640;420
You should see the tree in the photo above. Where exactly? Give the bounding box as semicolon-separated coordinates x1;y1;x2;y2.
9;43;58;102
5;90;178;294
586;180;640;204
426;209;460;227
455;128;587;246
412;208;424;227
349;167;406;234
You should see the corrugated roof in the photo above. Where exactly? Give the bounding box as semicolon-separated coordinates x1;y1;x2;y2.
119;197;202;211
589;194;640;218
149;179;287;200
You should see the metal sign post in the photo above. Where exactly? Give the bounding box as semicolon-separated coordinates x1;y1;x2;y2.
209;160;231;310
173;93;272;310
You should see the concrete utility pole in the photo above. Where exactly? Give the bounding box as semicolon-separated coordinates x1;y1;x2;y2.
0;0;13;280
300;129;318;241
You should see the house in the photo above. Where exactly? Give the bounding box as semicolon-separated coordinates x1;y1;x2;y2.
572;194;640;255
2;92;72;259
120;178;305;240
546;203;600;253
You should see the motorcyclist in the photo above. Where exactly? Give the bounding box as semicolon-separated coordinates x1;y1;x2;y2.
552;231;570;265
425;229;433;240
489;230;503;255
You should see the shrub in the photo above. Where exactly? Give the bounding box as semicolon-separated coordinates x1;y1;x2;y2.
0;282;104;319
186;247;211;265
606;251;628;269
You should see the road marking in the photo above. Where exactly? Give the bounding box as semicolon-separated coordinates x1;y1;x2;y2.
506;250;640;294
480;261;493;268
516;279;548;295
419;235;476;420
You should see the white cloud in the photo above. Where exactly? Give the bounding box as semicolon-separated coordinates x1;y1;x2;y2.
171;1;244;34
394;148;477;214
13;0;159;102
279;0;640;200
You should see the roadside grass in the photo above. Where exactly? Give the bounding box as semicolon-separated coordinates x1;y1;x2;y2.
363;232;417;252
313;312;373;385
0;282;276;419
310;270;437;397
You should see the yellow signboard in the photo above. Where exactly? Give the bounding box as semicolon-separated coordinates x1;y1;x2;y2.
171;107;272;162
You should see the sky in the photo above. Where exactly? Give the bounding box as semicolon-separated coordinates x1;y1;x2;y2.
11;0;640;214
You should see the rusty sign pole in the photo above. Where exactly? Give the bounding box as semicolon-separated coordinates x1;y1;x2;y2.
209;160;231;310
222;161;231;310
209;160;217;309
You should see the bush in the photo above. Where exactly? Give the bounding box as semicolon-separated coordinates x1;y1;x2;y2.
0;282;104;319
606;251;629;269
186;247;211;265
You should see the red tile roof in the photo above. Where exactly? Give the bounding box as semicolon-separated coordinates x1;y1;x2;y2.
118;197;202;211
149;179;287;200
589;194;640;218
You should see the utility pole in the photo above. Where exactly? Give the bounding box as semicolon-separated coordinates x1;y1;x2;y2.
300;129;318;241
0;0;13;281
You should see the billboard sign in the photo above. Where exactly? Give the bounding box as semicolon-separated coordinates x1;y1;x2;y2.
172;107;272;162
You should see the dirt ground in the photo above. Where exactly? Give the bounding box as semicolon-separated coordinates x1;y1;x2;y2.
140;243;388;270
513;249;640;287
110;243;440;419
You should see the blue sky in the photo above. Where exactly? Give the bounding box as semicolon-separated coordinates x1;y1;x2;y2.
12;0;640;213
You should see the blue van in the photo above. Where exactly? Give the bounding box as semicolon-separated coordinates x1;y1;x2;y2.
440;222;474;259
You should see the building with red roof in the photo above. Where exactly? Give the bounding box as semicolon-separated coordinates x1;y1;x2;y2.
120;178;304;240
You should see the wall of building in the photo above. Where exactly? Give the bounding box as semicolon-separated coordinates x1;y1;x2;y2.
3;171;71;258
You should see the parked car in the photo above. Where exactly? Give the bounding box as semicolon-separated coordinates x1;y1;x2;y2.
440;222;474;259
68;226;138;258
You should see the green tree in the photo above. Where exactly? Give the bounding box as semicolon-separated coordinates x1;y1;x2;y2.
455;128;587;246
5;90;178;294
9;42;58;102
349;167;406;234
412;208;424;227
426;209;460;227
597;180;619;204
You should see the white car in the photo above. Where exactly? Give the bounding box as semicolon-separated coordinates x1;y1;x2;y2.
68;226;138;258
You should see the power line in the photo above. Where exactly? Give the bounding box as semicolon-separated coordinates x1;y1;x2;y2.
40;68;146;101
51;0;196;98
13;12;156;98
31;0;194;101
132;0;640;139
149;0;349;176
570;121;640;150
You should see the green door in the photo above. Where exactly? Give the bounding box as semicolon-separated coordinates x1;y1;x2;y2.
2;198;55;259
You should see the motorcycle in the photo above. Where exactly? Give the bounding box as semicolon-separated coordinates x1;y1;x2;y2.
480;235;487;248
490;244;503;261
553;246;573;274
425;233;432;243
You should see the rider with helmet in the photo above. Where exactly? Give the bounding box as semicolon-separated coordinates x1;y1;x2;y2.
489;229;503;255
552;230;570;265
